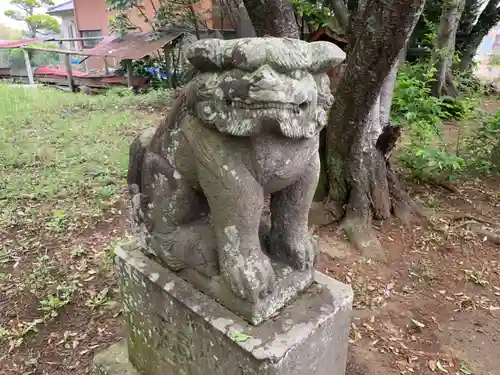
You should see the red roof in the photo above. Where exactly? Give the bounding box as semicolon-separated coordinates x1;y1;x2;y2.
34;67;89;78
0;38;51;49
85;31;183;60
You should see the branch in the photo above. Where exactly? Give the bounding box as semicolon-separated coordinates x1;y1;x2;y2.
134;5;149;23
149;0;157;12
125;14;142;32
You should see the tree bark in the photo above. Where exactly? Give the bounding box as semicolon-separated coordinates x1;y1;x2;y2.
241;0;299;37
329;0;350;32
326;0;424;257
432;0;466;97
457;0;500;72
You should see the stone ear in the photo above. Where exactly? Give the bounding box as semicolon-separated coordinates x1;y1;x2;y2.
185;39;232;72
308;42;346;73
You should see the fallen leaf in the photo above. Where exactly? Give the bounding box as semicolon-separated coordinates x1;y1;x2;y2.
459;361;473;374
411;318;426;328
428;359;437;371
436;360;448;373
230;331;252;342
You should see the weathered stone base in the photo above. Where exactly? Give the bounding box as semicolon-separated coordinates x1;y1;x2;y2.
106;243;353;375
178;262;314;326
94;341;138;375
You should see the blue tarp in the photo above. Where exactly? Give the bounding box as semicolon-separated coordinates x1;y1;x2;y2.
146;66;170;79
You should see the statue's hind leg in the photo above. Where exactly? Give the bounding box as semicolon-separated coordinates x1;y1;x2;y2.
129;130;219;278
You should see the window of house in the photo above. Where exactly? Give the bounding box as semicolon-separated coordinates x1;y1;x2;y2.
80;30;102;49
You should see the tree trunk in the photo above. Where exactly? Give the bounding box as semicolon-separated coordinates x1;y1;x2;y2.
457;0;500;71
241;0;299;37
328;0;350;32
326;0;425;257
432;0;466;97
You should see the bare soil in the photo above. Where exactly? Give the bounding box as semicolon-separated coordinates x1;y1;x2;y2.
318;175;500;375
1;178;498;375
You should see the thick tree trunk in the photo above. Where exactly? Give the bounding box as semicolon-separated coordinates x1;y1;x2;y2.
457;0;500;72
241;0;299;37
432;0;466;97
326;0;424;257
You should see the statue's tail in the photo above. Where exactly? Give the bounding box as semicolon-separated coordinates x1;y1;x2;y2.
127;88;189;194
127;127;156;194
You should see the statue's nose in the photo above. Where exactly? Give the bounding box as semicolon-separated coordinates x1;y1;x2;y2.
250;65;282;91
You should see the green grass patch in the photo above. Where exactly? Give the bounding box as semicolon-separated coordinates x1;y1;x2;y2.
0;85;168;235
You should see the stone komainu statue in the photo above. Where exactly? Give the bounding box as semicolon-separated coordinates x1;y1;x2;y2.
127;37;346;306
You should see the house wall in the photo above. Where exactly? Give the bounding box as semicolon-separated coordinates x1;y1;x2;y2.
73;0;215;71
476;23;500;59
60;13;78;50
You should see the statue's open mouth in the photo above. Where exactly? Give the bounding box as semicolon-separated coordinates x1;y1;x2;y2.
224;99;310;114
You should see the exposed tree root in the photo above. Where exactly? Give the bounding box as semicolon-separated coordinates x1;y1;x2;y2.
341;209;386;261
433;179;460;194
452;214;496;227
328;124;416;260
470;224;500;245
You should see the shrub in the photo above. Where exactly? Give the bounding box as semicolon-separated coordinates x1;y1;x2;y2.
462;111;500;174
391;62;472;182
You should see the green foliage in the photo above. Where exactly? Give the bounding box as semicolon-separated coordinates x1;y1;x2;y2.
398;145;465;182
4;0;59;37
488;54;500;67
0;25;23;68
392;61;474;182
291;0;339;32
462;111;500;174
39;283;78;320
26;14;60;33
85;287;110;310
105;0;207;38
8;42;61;69
24;254;55;293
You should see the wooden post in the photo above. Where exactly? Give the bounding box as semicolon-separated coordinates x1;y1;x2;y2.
23;49;34;85
63;54;75;92
126;59;133;88
104;57;110;75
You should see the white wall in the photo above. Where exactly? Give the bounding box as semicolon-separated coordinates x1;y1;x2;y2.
59;13;78;50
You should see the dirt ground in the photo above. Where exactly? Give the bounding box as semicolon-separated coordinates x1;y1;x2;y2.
2;176;499;375
1;94;499;375
319;175;500;375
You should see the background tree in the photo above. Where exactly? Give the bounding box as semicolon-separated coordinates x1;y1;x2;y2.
0;24;23;68
242;0;426;257
431;0;466;97
242;0;299;37
456;0;500;72
4;0;60;38
106;0;211;39
325;0;425;257
291;0;344;40
245;0;425;256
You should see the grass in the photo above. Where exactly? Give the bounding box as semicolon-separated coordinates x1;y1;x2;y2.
0;85;167;236
0;85;167;365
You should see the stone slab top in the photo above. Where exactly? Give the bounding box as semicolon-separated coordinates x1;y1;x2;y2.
115;243;353;363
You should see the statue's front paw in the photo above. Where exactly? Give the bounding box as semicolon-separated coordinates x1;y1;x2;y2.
268;232;317;271
222;251;276;302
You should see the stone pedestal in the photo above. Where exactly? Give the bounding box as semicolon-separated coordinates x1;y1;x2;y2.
94;243;353;375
